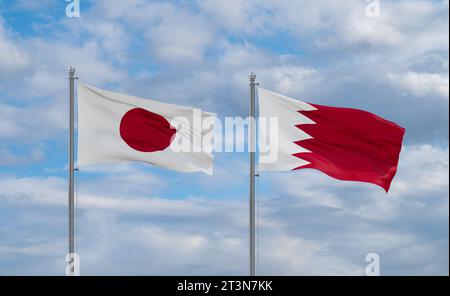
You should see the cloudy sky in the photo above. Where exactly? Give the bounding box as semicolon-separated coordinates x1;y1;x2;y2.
0;0;448;275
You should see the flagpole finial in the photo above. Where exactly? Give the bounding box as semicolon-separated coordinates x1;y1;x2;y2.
249;72;256;82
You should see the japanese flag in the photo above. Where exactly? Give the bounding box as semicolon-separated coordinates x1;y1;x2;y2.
77;83;215;175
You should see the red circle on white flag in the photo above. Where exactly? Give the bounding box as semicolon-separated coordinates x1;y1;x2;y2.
119;108;176;152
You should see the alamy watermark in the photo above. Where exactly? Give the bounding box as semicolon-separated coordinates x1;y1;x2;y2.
66;0;80;18
365;252;380;276
165;114;280;163
66;253;80;276
365;0;380;18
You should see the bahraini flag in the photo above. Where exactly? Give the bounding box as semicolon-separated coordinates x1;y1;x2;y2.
258;88;405;192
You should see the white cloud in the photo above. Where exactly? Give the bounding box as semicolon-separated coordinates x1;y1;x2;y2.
10;0;58;12
0;147;44;166
0;145;447;275
0;102;66;142
21;39;126;99
0;23;128;146
0;18;29;80
198;0;273;34
387;71;449;99
88;0;215;63
269;144;449;221
257;64;322;96
257;144;448;274
145;12;214;63
265;0;448;54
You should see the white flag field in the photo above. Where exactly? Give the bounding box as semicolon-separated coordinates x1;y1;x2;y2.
77;83;216;175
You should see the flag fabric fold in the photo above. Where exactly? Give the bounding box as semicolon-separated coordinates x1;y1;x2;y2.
77;83;215;175
258;88;405;192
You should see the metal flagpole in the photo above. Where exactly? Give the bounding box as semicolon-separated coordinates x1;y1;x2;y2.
249;73;257;276
68;67;76;276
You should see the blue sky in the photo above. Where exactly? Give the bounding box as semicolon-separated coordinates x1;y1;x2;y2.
0;0;448;275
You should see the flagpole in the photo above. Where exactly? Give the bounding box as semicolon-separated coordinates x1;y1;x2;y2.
68;66;76;276
249;73;257;276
